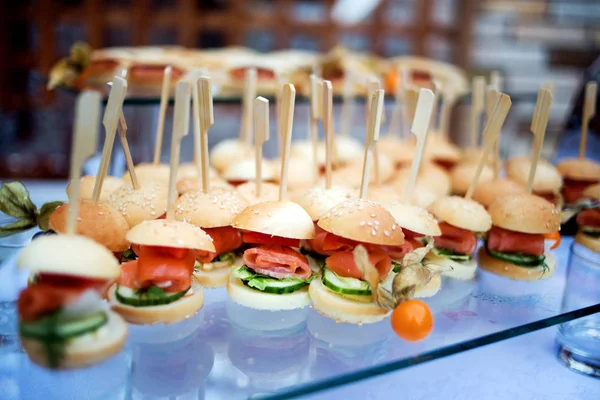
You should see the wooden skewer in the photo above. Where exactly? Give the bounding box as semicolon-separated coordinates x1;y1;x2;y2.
67;91;101;234
470;76;485;148
309;75;322;185
403;88;435;203
340;68;354;137
359;90;384;200
240;68;257;145
404;86;420;137
485;86;500;179
527;88;552;194
490;70;502;92
323;80;334;189
197;76;214;194
579;81;597;159
117;110;140;190
465;93;512;200
430;80;441;134
542;82;554;93
153;66;172;165
189;69;207;175
254;97;269;198
278;84;297;201
92;76;127;204
367;79;382;185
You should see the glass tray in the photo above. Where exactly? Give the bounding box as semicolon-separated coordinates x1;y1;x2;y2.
1;238;598;399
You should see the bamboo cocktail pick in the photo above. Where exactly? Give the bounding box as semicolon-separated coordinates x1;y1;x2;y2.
485;86;500;179
254;96;270;198
404;86;420;134
67;91;102;234
310;74;323;185
240;68;257;145
189;69;208;174
403;88;435;203
578;81;598;159
359;89;385;200
278;84;297;201
470;76;485;148
197;76;214;193
438;89;456;140
490;70;502;92
465;93;512;200
526;88;552;194
153;66;172;165
91;75;127;203
367;79;382;185
323;80;334;189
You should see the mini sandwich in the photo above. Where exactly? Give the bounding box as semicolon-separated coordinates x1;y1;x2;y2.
424;137;463;171
471;178;525;208
235;181;281;204
228;201;316;310
333;153;395;188
17;234;127;369
574;183;600;252
556;158;600;205
222;158;277;186
426;196;492;280
308;198;406;324
123;163;171;186
67;175;123;202
209;139;253;173
174;189;249;287
450;162;494;196
506;156;563;206
108;219;215;324
377;137;417;169
107;182;169;227
479;193;560;281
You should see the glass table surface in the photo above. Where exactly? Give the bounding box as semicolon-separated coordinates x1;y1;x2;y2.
0;238;598;400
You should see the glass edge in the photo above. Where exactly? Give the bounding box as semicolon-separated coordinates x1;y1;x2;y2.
570;241;600;265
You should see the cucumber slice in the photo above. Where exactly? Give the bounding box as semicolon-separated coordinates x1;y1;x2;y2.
392;262;401;273
485;245;545;267
232;266;311;294
322;268;372;296
116;285;189;307
432;247;471;262
581;226;600;238
20;311;108;341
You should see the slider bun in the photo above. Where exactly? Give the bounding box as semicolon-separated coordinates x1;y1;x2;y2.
210;139;253;173
377;137;417;166
317;198;405;246
425;139;462;164
583;183;600;201
367;186;401;204
385;201;441;236
333;154;395;187
272;157;315;189
414;274;441;298
478;248;556;281
108;280;204;324
68;176;123;202
331;136;364;164
107;182;169;227
461;147;502;168
176;163;219;181
194;258;241;288
506;156;562;193
49;200;130;252
126;219;216;251
450;162;494;196
17;234;120;279
488;193;560;234
425;253;477;280
574;232;600;253
232;201;315;239
176;177;233;195
21;310;127;369
174;188;248;228
227;277;311;310
222;158;277;182
123;163;170;185
294;186;350;221
309;278;390;324
393;163;451;197
429;196;492;232
471;178;525;208
556;158;600;181
235;181;281;204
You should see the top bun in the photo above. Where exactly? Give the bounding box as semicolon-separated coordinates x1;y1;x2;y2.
429;196;492;232
377;137;417;166
222;158;277;183
236;181;281;204
425;139;462;164
488;193;560;234
176;163;219;181
174;188;249;228
123;163;170;185
232;201;315;240
272;157;315;189
583;183;600;201
556;158;600;181
294;186;350;221
126;219;216;251
331;136;364;164
317;198;405;246
210;139;253;173
471;178;525;208
385;201;441;236
450;162;494;196
49;200;130;252
461;147;502;168
333;153;395;188
393;163;451;197
18;234;119;279
107;182;169;227
176;177;233;195
367;186;402;204
506;156;562;193
68;175;123;203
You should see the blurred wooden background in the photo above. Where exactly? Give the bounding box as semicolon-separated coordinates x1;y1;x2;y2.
0;0;599;178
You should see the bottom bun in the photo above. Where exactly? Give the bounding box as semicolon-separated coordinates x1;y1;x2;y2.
21;310;127;369
108;280;204;325
575;231;600;253
425;253;477;280
414;274;442;298
478;248;556;281
193;260;240;288
227;277;311;310
309;278;390;324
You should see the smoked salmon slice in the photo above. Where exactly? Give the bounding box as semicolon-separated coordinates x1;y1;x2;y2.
243;232;301;248
378;241;415;261
563;179;596;204
243;245;311;280
197;226;243;263
435;222;478;256
487;226;544;256
325;251;392;280
18;284;85;322
577;208;600;229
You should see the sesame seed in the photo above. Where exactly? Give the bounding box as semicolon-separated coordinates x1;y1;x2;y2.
370;213;376;218
367;222;373;227
384;230;390;236
359;221;366;227
371;229;377;236
391;224;397;230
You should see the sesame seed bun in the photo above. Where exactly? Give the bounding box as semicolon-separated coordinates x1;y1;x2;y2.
176;163;219;181
272;157;315;189
194;257;242;288
377;137;417;167
471;178;525;208
425;139;462;165
488;193;560;234
210;139;253;173
428;196;492;232
68;176;123;202
393;163;451;197
450;162;494;196
290;141;324;166
174;188;248;228
424;253;477;280
583;183;600;201
107;183;168;227
222;158;277;183
49;200;130;252
317;198;405;246
333;153;395;188
461;147;502;168
574;231;600;253
235;181;281;204
232;201;315;240
17;234;120;279
367;186;402;204
332;136;364;164
294;186;351;221
506;156;562;194
123;163;170;185
478;248;556;281
227;277;311;310
556;158;600;181
176;177;233;195
384;201;441;236
126;219;216;251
